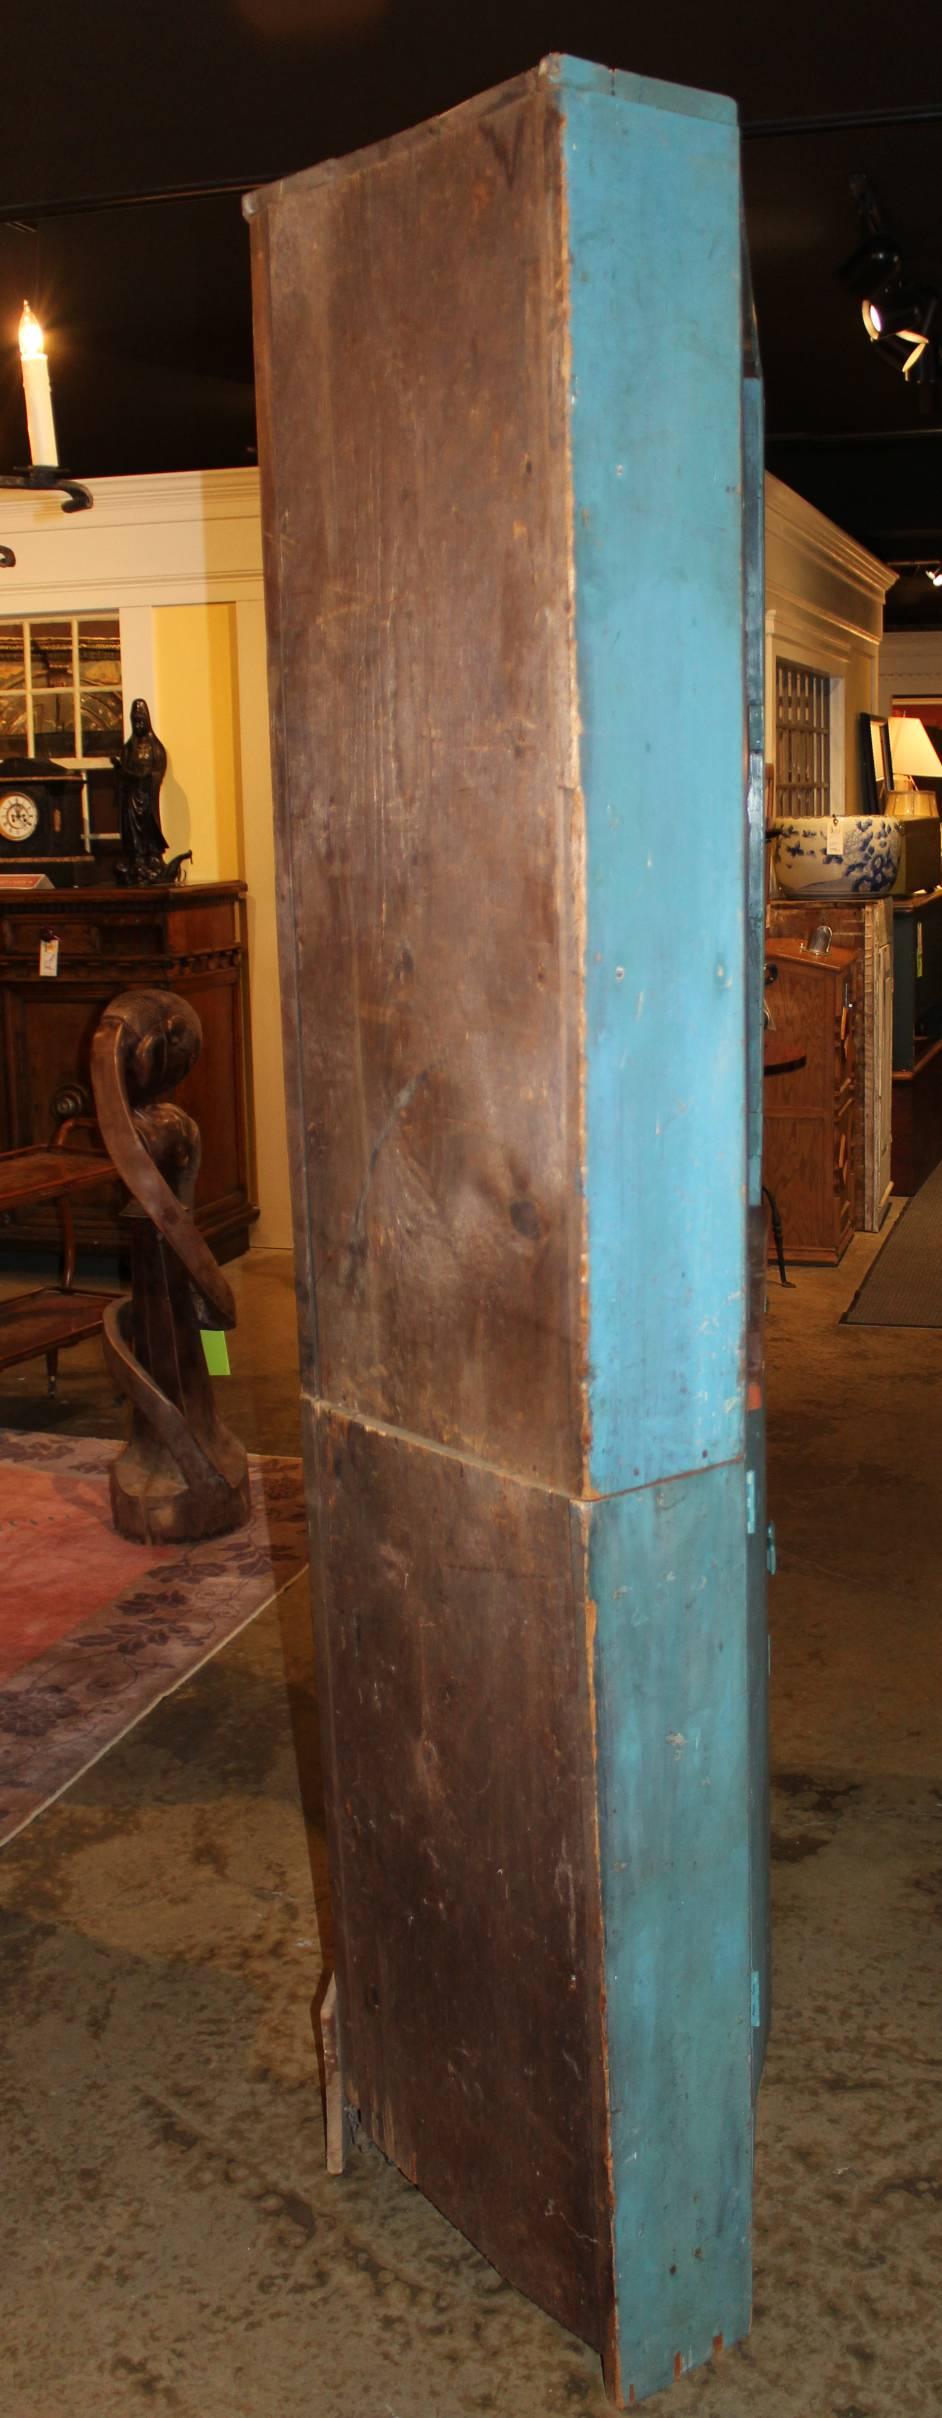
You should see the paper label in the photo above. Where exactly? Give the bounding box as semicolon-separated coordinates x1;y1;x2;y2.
201;1330;230;1376
38;936;59;978
825;816;845;859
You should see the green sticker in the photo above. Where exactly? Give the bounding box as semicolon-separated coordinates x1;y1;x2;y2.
201;1330;231;1376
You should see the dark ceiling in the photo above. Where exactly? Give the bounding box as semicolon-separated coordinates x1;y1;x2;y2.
2;0;941;625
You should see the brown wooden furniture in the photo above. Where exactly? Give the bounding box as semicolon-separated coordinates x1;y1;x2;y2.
89;990;250;1543
0;1136;118;1389
763;938;856;1263
0;881;257;1262
250;58;766;2405
767;897;893;1230
891;888;942;1195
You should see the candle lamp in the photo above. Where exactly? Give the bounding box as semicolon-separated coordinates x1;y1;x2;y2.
0;301;93;567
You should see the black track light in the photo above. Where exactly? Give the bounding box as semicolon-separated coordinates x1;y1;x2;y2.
839;236;901;303
863;283;938;377
840;178;942;400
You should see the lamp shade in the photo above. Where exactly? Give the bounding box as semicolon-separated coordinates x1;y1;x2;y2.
888;716;942;779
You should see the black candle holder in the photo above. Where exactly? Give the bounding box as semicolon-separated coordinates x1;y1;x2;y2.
0;466;93;566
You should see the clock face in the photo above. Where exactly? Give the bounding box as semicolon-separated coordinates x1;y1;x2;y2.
0;790;40;844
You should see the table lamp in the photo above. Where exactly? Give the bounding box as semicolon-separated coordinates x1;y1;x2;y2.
886;715;942;817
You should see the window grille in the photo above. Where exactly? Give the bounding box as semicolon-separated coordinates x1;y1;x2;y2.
775;658;831;818
0;613;123;835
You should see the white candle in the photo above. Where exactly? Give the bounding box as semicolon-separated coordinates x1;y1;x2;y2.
18;303;58;467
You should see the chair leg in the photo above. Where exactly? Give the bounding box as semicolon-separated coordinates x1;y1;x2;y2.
46;1348;59;1396
762;1185;794;1289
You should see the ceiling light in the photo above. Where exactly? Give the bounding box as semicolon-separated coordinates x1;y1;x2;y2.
840;177;942;403
927;568;942;588
842;237;900;305
862;282;939;377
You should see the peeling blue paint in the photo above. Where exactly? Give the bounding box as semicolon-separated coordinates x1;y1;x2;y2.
562;64;747;1501
556;59;761;2402
587;1469;754;2398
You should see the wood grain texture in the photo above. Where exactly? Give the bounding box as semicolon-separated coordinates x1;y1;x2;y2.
251;78;584;1493
307;1398;611;2350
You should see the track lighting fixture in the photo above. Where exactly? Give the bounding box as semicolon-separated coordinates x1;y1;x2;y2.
841;236;901;306
839;176;942;400
861;283;937;377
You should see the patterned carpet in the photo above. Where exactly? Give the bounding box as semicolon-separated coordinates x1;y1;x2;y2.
0;1429;309;1847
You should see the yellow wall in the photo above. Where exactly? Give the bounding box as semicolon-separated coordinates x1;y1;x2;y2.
153;604;243;880
153;599;291;1250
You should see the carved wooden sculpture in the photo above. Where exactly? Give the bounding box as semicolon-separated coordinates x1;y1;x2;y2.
90;987;250;1543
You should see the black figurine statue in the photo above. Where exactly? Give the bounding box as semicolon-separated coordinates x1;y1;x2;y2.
112;699;191;887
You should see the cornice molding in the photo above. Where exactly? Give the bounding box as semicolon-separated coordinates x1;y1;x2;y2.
766;471;896;601
0;573;264;611
766;590;880;661
3;466;261;534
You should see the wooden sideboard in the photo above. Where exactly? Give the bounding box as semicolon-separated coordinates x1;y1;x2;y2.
0;881;258;1262
766;897;893;1230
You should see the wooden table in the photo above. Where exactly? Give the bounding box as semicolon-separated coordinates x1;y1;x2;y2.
0;1140;119;1390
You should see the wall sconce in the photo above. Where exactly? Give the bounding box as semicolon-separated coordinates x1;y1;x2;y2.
0;301;92;567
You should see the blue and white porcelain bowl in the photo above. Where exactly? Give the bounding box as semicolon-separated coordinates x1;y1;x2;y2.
770;815;902;901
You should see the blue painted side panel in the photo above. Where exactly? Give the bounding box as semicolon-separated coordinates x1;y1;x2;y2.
556;64;763;2402
743;339;767;1213
587;1465;754;2400
746;1398;771;2090
561;72;747;1497
548;54;737;127
741;293;771;2092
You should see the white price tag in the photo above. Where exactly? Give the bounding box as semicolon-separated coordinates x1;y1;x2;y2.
826;817;845;859
38;935;59;978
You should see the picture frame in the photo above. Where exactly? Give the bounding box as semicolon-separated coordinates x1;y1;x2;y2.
859;713;894;813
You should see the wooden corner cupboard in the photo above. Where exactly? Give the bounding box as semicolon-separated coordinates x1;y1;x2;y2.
249;55;768;2407
0;881;257;1263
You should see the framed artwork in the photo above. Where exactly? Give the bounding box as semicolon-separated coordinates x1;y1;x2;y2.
859;714;894;812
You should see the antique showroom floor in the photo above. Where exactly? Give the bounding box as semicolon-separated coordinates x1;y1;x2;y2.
1;1239;941;2418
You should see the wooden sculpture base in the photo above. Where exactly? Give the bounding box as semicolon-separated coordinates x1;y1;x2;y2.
109;1418;250;1544
107;1215;250;1544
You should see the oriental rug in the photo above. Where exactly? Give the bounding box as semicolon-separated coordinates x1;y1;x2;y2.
0;1428;308;1847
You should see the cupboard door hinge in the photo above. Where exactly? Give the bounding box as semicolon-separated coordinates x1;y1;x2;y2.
766;1521;777;1576
745;1469;757;1535
751;1970;761;2029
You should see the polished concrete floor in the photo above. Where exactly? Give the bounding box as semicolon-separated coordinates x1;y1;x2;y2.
2;1238;942;2415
